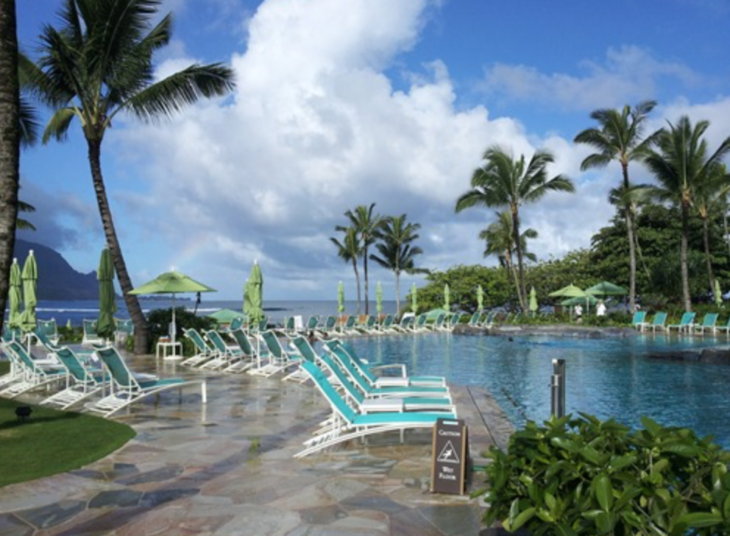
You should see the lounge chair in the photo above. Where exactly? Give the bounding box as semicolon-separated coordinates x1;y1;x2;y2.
642;312;668;333
694;313;719;335
448;312;462;330
667;312;695;334
41;347;105;409
305;315;320;334
317;316;338;337
37;319;59;345
342;316;359;336
294;361;457;458
467;312;480;327
283;316;295;335
181;328;216;367
82;319;105;346
200;330;246;370
225;329;258;372
631;311;647;329
358;316;379;335
248;330;303;379
715;317;730;335
114;318;134;341
392;315;413;333
479;312;496;328
412;314;429;333
429;313;446;332
89;346;206;418
379;315;397;334
0;340;65;399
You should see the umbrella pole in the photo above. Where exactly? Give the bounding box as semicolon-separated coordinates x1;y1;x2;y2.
171;293;176;346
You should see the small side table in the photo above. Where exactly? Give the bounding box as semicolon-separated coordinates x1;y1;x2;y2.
156;341;182;361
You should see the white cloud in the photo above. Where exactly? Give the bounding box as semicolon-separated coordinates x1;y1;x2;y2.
479;46;698;111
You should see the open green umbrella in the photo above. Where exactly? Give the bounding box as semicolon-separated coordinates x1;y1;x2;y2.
444;284;450;311
8;258;22;329
19;250;37;333
129;270;216;345
529;286;538;315
96;248;117;341
476;285;483;312
561;295;598;307
247;261;264;324
376;281;383;316
411;283;418;315
337;281;345;314
715;280;723;307
586;281;627;297
208;308;245;324
549;284;587;298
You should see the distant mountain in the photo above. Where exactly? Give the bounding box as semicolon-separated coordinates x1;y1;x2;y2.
13;239;99;300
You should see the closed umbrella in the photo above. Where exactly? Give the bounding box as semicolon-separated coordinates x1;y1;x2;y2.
337;281;345;314
476;285;483;312
247;261;264;325
715;280;723;307
411;283;418;315
376;281;383;316
444;284;450;311
529;286;538;315
129;270;216;347
96;248;117;341
19;250;37;333
8;259;21;330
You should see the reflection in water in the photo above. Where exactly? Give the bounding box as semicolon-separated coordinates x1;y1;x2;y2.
347;333;730;447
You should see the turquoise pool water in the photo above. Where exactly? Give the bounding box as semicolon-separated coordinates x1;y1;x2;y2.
347;333;730;447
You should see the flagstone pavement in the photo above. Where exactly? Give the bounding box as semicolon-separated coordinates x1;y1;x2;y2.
0;350;515;536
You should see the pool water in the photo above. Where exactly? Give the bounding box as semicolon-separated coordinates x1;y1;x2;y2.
346;333;730;447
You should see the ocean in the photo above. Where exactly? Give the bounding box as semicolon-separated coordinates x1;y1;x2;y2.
10;299;398;327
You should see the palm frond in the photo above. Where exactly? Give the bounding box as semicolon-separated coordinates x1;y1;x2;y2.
42;107;78;144
19;96;40;148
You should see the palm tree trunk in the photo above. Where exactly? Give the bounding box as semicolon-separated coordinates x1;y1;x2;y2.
622;164;637;314
363;248;369;315
633;215;651;279
87;139;149;354
510;207;528;311
680;202;692;312
724;206;730;264
394;270;401;314
701;214;716;297
504;249;520;307
352;258;361;314
0;0;20;335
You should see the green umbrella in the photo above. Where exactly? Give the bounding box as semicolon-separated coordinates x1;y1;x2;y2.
425;308;449;320
529;286;538;314
561;295;598;307
247;261;264;324
715;280;723;307
66;319;72;329
96;248;117;340
19;250;37;333
337;281;345;314
130;270;216;345
549;284;588;298
243;278;251;317
208;308;245;324
444;284;450;311
476;285;483;312
8;259;22;329
411;283;418;315
586;281;627;297
376;281;383;316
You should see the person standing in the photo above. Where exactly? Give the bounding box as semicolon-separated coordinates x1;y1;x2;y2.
596;300;607;317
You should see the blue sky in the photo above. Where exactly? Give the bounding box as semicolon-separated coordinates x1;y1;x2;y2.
15;0;730;300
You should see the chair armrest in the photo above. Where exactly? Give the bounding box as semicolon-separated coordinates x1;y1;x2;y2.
369;364;407;377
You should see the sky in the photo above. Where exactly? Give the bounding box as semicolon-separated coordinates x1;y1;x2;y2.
14;0;730;301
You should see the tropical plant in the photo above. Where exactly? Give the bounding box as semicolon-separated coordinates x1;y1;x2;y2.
0;0;21;335
574;101;658;315
644;116;730;311
330;226;362;313
16;199;35;231
481;211;537;304
34;0;235;353
477;413;730;535
456;146;574;311
339;203;381;315
370;214;425;313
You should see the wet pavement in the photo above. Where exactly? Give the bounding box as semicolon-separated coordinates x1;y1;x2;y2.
0;349;514;535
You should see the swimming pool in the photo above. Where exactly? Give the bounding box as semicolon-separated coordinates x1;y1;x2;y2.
346;332;730;447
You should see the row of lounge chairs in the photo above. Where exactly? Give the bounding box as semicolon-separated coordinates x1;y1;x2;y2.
632;311;730;335
279;312;464;338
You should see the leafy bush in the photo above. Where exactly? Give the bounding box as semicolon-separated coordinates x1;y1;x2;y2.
58;325;82;343
146;308;216;356
477;413;730;535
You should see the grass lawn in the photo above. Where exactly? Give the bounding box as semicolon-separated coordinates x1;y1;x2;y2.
0;390;135;487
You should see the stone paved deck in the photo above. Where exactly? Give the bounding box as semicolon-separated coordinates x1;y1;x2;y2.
0;350;514;535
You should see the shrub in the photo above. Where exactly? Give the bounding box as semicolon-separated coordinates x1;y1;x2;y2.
476;413;730;535
58;325;82;343
146;308;216;356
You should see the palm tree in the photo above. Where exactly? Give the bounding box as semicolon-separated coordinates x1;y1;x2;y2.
370;214;425;313
340;203;381;315
574;101;657;314
330;227;362;313
644;116;730;311
480;211;537;303
34;0;235;353
0;0;21;334
456;146;574;311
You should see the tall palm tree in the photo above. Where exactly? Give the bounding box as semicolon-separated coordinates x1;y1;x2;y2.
480;211;537;303
456;146;574;311
370;214;425;313
694;163;730;299
644;116;730;311
0;0;21;334
35;0;235;353
330;227;362;313
574;101;657;314
339;203;381;315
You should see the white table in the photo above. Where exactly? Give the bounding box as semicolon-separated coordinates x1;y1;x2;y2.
156;341;182;360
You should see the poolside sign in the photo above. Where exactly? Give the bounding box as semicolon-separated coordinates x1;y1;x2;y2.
431;418;468;495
